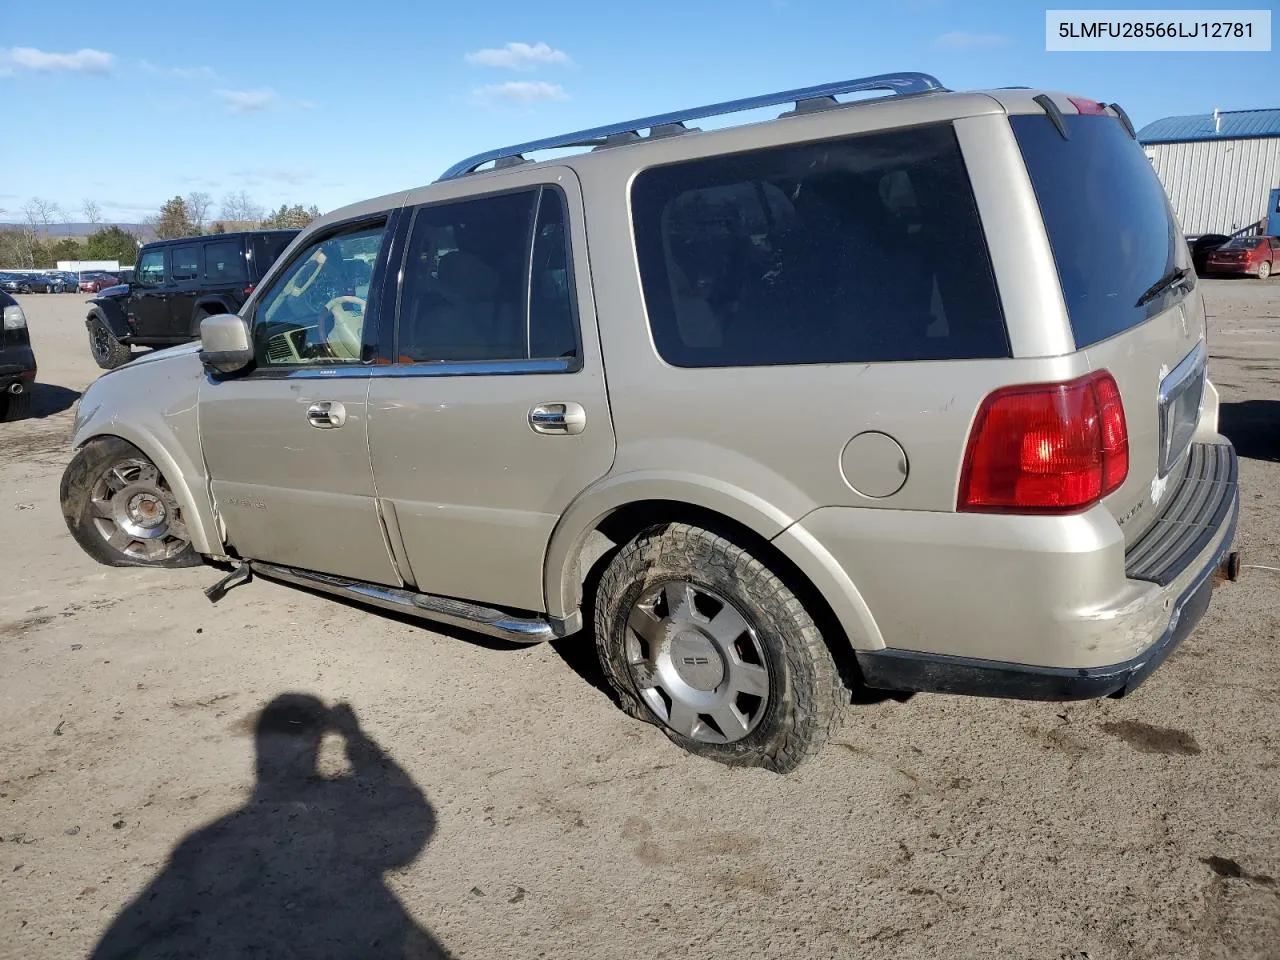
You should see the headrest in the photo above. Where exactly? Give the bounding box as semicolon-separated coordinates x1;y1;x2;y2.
437;250;500;302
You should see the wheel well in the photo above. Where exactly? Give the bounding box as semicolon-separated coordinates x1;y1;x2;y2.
572;499;861;691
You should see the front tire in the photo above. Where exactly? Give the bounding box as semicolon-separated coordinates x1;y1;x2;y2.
60;437;201;568
87;316;132;369
594;522;844;773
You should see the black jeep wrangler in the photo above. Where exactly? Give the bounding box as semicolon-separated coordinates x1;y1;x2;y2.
84;229;299;369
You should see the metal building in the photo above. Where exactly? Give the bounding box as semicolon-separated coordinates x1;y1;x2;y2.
1137;108;1280;236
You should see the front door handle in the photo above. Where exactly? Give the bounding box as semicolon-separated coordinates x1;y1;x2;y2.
529;402;586;436
307;401;347;429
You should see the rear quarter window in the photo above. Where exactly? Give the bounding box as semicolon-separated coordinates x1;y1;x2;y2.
631;122;1009;368
203;240;248;283
1011;113;1184;349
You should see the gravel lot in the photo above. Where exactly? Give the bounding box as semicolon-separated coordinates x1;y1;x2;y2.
1;282;1277;960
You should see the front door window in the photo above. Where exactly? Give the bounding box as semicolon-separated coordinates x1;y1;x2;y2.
136;249;166;285
252;224;385;366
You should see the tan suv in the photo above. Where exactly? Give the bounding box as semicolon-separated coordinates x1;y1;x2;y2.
60;73;1240;773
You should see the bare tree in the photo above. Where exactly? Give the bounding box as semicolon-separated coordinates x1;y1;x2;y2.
24;198;58;239
219;190;264;226
185;191;213;232
83;199;102;227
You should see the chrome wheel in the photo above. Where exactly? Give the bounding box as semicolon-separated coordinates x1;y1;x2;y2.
88;458;190;562
624;580;771;744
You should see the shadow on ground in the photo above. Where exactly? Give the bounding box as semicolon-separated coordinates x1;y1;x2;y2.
1220;400;1280;462
89;694;452;959
26;383;80;419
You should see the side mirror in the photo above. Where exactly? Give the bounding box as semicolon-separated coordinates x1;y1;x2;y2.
198;313;253;375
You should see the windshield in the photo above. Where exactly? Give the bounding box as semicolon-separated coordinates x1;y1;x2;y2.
1011;113;1184;348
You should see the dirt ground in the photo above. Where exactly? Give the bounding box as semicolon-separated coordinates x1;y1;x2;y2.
1;282;1277;960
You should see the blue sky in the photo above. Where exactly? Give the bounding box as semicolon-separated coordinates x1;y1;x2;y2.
0;0;1274;226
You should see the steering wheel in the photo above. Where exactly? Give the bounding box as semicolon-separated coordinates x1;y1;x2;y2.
323;296;365;360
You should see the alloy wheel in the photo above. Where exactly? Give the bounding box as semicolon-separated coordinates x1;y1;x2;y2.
623;580;772;744
87;458;191;562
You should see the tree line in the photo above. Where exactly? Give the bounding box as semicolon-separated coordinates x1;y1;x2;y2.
1;193;323;268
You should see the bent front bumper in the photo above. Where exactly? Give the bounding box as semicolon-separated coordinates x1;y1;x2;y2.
807;441;1240;701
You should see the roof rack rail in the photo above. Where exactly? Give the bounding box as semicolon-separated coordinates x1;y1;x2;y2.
437;71;946;181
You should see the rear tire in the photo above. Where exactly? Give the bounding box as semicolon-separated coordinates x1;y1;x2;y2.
0;389;32;422
60;437;201;568
1259;260;1273;280
88;316;132;369
593;522;844;773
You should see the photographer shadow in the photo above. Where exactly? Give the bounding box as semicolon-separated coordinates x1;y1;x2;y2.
90;694;451;959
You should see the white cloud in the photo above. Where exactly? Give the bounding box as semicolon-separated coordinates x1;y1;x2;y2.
934;31;1011;48
1;46;115;74
465;41;570;70
140;59;216;80
214;88;316;114
471;81;569;105
215;87;279;113
235;168;315;186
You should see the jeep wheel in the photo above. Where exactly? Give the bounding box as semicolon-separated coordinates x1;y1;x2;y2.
60;437;200;568
594;522;844;773
0;388;32;422
88;316;131;369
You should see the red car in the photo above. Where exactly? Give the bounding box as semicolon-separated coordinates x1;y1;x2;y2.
1205;235;1279;279
78;273;119;293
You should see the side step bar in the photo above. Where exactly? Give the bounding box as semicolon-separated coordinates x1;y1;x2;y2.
250;562;565;644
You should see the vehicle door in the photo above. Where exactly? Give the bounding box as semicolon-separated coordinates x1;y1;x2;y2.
129;247;173;339
166;243;202;337
366;171;615;612
198;211;402;585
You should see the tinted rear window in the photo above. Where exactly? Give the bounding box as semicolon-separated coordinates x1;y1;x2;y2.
631;123;1008;368
250;233;297;280
204;240;248;282
1011;113;1184;349
1221;237;1261;249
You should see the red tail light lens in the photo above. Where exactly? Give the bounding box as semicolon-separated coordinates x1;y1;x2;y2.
958;371;1129;513
244;283;255;296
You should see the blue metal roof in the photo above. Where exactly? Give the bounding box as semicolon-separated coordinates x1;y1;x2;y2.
1138;108;1280;144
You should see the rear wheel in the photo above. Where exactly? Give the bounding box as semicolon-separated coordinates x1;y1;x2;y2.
60;437;200;568
0;389;32;422
88;316;132;369
594;522;844;773
1259;260;1273;280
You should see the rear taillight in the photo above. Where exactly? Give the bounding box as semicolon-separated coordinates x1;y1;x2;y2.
244;284;255;296
958;371;1129;514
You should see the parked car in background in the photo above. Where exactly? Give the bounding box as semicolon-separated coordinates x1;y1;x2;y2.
0;273;23;295
60;76;1239;773
84;229;299;368
0;289;36;421
1187;233;1230;275
79;272;119;294
11;273;52;294
1205;235;1278;278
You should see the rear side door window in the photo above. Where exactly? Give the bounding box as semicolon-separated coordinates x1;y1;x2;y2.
171;246;200;283
203;240;249;283
395;186;579;366
630;123;1008;367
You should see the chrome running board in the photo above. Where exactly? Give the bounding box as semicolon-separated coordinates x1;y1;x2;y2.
250;562;561;644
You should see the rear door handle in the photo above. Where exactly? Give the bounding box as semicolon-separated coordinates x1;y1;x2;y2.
529;402;586;435
307;401;347;428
